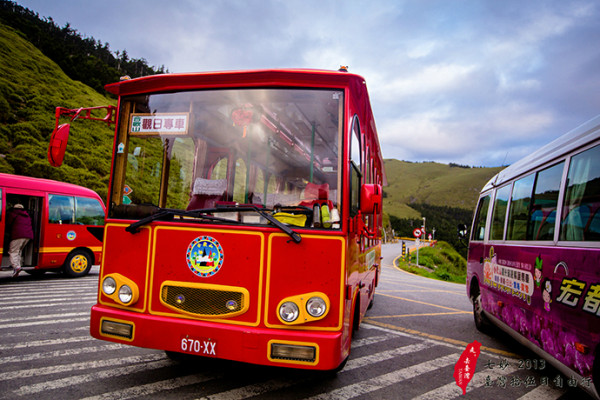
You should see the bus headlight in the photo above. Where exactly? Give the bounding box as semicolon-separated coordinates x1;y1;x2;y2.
101;273;139;306
277;292;330;325
279;302;299;322
102;276;117;295
119;285;134;304
306;296;327;317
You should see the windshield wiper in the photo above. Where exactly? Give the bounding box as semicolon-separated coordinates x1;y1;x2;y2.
214;204;302;244
125;208;239;233
246;205;302;244
125;205;302;244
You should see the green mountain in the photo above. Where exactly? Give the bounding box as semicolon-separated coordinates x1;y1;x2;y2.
383;159;503;219
0;22;115;200
381;160;502;255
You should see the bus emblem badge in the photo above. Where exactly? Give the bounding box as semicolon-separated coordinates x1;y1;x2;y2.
186;236;224;277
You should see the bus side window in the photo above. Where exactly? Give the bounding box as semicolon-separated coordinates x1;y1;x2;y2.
561;144;600;241
75;197;105;226
529;162;564;240
49;195;75;224
472;195;490;241
491;185;511;240
507;174;534;240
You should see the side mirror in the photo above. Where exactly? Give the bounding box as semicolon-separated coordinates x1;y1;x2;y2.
48;123;70;167
457;224;468;239
360;184;382;215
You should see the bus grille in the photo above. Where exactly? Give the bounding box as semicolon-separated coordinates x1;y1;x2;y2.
160;282;248;318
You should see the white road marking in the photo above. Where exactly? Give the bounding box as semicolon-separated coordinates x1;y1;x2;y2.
0;353;164;382
306;353;458;400
79;374;219;400
0;343;124;365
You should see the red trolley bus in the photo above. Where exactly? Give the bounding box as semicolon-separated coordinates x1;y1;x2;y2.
0;173;105;277
467;114;600;397
51;69;385;370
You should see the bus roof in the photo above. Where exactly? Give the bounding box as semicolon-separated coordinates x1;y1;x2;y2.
105;68;387;185
0;173;103;200
105;68;369;96
482;113;600;192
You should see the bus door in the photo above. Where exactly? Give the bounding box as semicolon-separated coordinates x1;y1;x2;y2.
2;193;43;269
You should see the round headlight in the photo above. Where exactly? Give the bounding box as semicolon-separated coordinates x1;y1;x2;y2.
102;276;116;295
118;285;133;304
279;301;299;322
306;296;327;317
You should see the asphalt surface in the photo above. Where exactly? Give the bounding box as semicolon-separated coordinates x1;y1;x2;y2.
0;241;593;399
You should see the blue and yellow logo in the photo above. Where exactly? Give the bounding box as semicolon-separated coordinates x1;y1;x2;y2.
186;236;224;277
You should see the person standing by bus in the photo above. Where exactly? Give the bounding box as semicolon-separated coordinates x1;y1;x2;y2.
7;204;33;278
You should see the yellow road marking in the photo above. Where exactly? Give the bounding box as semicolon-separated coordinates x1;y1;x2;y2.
376;292;470;313
377;288;464;295
364;319;520;358
367;311;468;319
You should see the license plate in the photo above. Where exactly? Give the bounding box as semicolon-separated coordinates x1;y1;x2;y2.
180;336;217;356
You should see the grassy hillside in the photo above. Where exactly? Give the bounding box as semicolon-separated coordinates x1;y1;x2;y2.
397;241;467;283
0;23;115;200
383;159;503;219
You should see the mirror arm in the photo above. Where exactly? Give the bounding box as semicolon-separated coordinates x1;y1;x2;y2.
54;105;117;131
357;208;380;240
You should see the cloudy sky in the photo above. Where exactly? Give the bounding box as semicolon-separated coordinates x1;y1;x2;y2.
15;0;600;167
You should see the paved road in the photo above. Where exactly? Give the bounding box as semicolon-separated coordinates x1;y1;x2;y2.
0;242;593;399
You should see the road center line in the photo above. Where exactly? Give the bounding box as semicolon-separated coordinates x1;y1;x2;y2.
375;292;468;312
366;311;470;319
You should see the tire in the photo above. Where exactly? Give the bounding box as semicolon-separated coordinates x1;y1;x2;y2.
472;292;491;333
63;250;93;277
367;296;374;310
593;350;600;396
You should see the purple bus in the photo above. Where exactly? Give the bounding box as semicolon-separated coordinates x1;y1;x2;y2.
467;114;600;398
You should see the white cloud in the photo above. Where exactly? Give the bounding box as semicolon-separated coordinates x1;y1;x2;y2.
14;0;600;166
371;63;478;102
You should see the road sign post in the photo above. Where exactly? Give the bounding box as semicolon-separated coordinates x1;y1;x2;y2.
412;228;422;266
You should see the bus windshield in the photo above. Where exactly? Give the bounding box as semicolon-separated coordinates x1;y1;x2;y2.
110;88;343;228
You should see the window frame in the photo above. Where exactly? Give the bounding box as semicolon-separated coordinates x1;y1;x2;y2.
349;115;362;217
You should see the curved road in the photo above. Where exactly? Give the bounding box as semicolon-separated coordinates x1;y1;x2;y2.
0;241;592;399
365;242;591;399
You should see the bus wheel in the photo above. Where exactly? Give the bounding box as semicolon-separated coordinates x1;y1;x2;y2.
352;300;361;334
63;250;92;277
472;293;491;333
593;351;600;396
